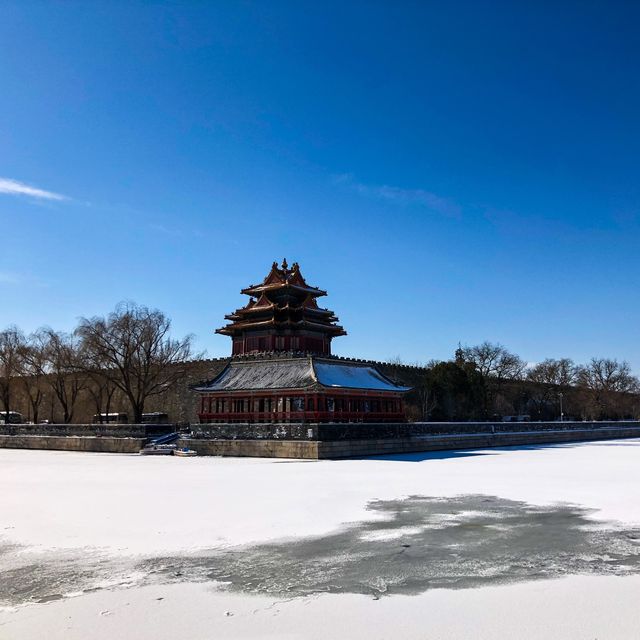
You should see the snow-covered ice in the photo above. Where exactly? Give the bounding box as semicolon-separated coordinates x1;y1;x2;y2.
3;576;640;640
1;439;640;638
2;440;640;553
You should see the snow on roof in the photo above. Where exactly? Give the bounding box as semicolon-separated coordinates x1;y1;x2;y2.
313;361;411;392
194;358;316;392
194;357;411;393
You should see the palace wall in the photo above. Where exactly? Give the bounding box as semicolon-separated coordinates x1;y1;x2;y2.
8;355;425;425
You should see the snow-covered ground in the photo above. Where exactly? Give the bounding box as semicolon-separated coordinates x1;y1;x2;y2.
1;440;640;638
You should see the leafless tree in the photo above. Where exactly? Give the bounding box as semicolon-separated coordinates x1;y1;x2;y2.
576;358;639;418
20;331;49;424
383;355;405;385
84;368;120;423
414;359;441;420
76;302;195;423
417;384;438;420
526;358;578;419
41;329;86;423
0;326;26;422
460;341;527;416
527;358;577;388
577;358;638;393
461;341;527;382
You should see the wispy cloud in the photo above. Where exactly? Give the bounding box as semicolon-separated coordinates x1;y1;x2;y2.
0;177;68;201
334;174;461;218
148;222;204;239
0;271;48;287
0;272;22;285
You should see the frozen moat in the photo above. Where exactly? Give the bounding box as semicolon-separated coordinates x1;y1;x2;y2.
2;441;640;638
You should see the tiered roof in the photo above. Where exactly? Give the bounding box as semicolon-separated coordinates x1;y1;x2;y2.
216;259;346;339
194;356;411;393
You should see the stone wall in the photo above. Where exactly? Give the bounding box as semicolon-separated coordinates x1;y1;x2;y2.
182;420;640;458
189;420;640;440
314;425;640;458
0;423;175;438
5;420;639;459
143;358;230;423
186;439;319;459
0;435;145;454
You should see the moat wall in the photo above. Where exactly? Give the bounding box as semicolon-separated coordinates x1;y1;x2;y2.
184;420;640;458
0;435;146;454
2;421;640;458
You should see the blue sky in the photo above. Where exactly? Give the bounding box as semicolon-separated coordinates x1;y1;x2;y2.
1;2;639;370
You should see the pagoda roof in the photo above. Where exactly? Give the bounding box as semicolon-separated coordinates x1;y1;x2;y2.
216;318;346;336
243;282;326;298
216;259;346;339
241;260;326;298
228;300;335;317
194;356;411;393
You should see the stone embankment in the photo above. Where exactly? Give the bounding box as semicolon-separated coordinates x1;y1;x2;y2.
1;421;640;458
0;423;174;455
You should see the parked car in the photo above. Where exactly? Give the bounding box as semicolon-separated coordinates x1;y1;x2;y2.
92;413;129;424
141;412;170;424
0;411;24;424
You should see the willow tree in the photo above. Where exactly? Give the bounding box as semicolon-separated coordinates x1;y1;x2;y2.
21;331;49;424
76;303;194;423
41;329;86;424
0;326;25;422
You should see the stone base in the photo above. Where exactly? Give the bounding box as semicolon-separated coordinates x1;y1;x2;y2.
185;438;319;459
0;435;145;454
182;424;640;459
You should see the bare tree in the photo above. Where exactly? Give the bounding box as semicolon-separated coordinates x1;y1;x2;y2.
76;302;195;423
383;355;406;386
414;359;441;420
460;341;526;416
416;382;438;420
20;331;49;424
84;368;120;423
577;358;638;393
462;342;526;381
0;326;25;422
42;329;86;423
526;358;578;419
527;358;577;388
576;358;639;419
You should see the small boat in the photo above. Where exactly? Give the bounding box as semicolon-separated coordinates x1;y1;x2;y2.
173;448;197;457
139;444;177;455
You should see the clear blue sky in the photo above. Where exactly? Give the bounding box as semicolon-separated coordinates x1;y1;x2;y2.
1;2;639;371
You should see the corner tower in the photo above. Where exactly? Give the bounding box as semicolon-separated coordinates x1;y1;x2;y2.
216;259;346;356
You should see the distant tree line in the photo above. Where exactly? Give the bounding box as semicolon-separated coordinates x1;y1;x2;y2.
0;302;195;424
390;342;640;422
2;305;638;423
